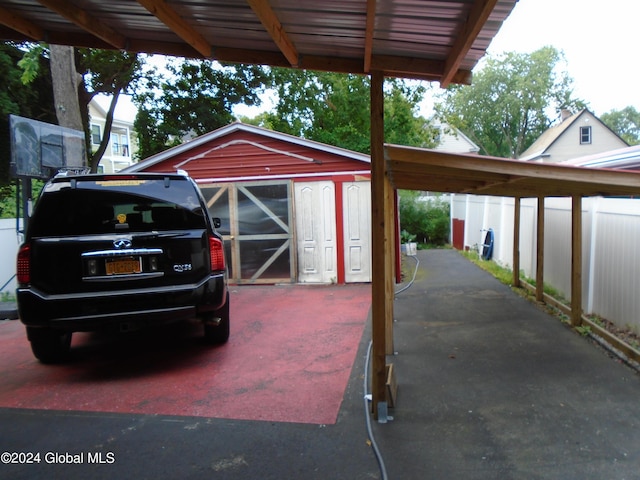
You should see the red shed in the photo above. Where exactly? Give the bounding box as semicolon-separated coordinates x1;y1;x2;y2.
126;122;372;285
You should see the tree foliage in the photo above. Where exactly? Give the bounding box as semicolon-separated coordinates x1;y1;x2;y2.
16;43;143;172
260;69;437;154
398;190;450;246
600;106;640;146
435;46;586;158
76;48;142;172
133;58;271;159
0;42;56;216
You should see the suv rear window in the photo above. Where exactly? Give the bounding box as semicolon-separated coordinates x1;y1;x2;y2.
29;177;208;237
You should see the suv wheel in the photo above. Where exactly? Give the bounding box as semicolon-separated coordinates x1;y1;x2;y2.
203;292;230;345
26;327;72;364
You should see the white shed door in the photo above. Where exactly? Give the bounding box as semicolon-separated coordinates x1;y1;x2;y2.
343;181;371;283
294;181;337;283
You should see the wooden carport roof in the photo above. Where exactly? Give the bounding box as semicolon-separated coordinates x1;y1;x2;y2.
0;0;516;85
385;145;640;197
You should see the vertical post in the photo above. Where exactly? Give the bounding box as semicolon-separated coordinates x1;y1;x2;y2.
512;197;521;287
536;196;545;302
586;197;600;313
370;71;391;420
571;194;583;326
21;177;32;234
334;181;346;285
385;186;395;355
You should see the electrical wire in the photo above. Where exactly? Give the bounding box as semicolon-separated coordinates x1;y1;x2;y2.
364;251;421;480
395;254;420;296
364;339;389;480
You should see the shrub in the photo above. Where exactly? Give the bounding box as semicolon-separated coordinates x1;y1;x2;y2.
398;190;450;246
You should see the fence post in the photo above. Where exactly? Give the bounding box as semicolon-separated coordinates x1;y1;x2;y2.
571;195;583;327
513;197;521;287
586;197;600;314
536;196;545;302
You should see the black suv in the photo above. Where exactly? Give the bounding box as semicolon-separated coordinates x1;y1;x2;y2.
16;172;229;363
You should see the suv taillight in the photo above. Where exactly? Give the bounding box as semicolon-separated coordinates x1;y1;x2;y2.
17;244;31;284
209;235;225;271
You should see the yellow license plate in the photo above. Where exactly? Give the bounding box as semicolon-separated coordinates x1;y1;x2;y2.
105;257;142;275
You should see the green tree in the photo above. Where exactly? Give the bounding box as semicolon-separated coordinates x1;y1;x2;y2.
435;46;586;158
133;58;271;159
0;42;57;218
600;106;640;146
17;43;143;173
76;48;142;172
262;69;437;154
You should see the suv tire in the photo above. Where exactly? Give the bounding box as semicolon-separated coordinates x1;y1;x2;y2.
27;327;72;364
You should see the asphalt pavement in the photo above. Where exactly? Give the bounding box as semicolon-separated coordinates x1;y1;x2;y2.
1;249;639;480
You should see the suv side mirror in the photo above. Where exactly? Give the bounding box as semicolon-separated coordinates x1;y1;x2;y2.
212;217;222;229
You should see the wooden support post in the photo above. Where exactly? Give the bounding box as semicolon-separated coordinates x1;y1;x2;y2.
571;194;582;327
512;197;521;287
384;162;395;356
536;196;545;302
370;71;392;420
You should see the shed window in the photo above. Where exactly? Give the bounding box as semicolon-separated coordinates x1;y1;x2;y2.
580;126;592;144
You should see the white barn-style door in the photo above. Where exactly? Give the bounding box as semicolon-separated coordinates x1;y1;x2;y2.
343;181;371;282
294;181;338;283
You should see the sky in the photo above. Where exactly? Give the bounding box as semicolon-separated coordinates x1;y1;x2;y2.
110;0;640;120
485;0;640;116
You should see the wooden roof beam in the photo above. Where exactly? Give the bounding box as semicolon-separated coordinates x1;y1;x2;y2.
385;145;640;189
37;0;126;49
441;0;498;88
363;0;376;72
372;54;472;84
463;175;526;194
246;0;298;67
137;0;212;58
0;6;45;40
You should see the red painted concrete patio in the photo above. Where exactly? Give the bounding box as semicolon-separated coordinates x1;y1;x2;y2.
0;284;371;425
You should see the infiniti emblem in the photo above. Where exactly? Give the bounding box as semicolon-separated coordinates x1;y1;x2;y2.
113;239;132;249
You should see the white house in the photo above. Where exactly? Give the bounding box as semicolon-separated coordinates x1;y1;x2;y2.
519;109;628;163
89;97;137;173
433;122;480;154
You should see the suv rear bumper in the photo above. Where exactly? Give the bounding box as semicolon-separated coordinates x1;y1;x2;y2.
18;273;227;332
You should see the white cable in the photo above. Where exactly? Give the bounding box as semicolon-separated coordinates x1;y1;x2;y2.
364;251;421;479
395;254;420;296
364;340;389;480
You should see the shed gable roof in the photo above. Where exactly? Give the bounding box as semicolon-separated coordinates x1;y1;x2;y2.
126;122;371;181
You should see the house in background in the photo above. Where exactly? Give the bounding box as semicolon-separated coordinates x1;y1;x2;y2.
89;98;136;173
433;122;480;154
125;122;373;286
563;144;640;171
519;109;628;163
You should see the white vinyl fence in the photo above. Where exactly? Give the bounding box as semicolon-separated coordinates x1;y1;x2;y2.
451;194;640;334
0;218;23;296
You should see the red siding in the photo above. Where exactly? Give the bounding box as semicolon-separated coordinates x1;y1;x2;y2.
139;130;370;181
